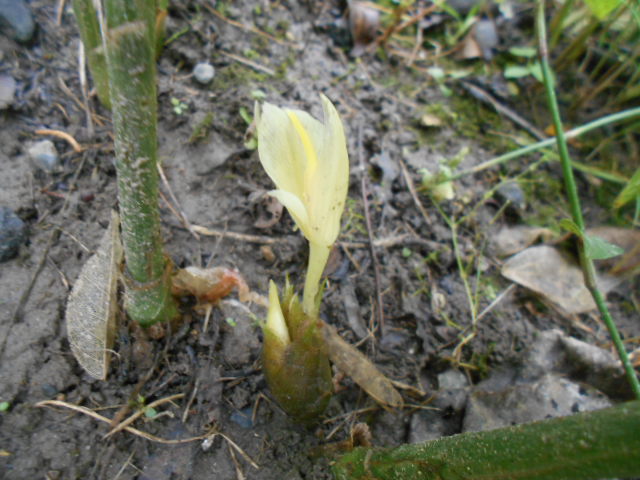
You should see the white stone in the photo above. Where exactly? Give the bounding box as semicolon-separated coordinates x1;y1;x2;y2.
193;63;215;84
28;140;59;172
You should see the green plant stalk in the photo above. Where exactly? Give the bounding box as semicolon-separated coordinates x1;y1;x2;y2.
104;0;177;326
333;400;640;480
73;0;111;109
536;0;640;399
447;106;640;182
303;241;331;318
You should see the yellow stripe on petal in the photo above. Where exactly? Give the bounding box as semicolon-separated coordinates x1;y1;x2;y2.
287;110;318;177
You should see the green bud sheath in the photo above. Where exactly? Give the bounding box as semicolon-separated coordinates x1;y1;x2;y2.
262;282;332;424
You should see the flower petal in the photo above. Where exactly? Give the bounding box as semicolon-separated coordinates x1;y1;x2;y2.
257;102;304;198
308;95;350;245
268;189;313;241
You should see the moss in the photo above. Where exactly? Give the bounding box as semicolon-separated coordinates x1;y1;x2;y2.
210;63;268;92
188;112;215;144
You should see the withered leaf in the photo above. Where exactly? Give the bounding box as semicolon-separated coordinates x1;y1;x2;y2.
66;211;122;380
501;245;620;315
322;322;403;408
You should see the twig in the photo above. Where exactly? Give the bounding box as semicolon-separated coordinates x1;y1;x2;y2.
190;224;290;244
36;399;211;444
182;379;199;423
460;81;546;141
202;3;296;48
35;129;83;152
219;51;275;76
104;393;184;439
476;284;516;322
357;122;385;336
398;157;431;227
157;163;199;240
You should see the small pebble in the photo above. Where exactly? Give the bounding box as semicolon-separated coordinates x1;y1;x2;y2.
496;180;526;211
193;63;215;84
229;407;254;428
0;206;27;262
0;74;16;109
27;140;60;172
0;0;35;42
474;18;499;60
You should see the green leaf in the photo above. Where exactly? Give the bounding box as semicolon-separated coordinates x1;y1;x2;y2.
144;406;158;418
584;234;624;260
504;64;532;79
613;168;640;209
0;401;9;412
251;89;267;101
583;0;622;20
559;218;582;236
239;106;252;125
509;46;537;58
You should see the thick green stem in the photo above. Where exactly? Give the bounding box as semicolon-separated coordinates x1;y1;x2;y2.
105;0;176;326
536;0;640;398
303;241;331;318
73;0;111;108
333;401;640;480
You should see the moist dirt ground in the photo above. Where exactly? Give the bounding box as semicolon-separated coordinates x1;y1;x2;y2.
1;1;638;479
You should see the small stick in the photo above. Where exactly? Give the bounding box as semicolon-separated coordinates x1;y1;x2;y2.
35;129;83;153
460;81;546;141
399;157;430;227
157;163;199;240
219;51;275;76
357;122;385;336
202;3;295;48
191;224;286;245
36;399;210;445
104;393;184;439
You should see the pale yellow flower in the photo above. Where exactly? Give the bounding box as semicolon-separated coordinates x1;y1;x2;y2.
256;95;350;316
256;94;349;248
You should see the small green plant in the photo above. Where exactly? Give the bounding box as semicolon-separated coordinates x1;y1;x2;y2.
504;46;545;83
170;97;188;115
0;401;9;412
255;95;349;423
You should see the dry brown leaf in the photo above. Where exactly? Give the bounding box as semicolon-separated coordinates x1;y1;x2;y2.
322;323;403;408
501;245;620;315
492;225;554;257
66;211;122;380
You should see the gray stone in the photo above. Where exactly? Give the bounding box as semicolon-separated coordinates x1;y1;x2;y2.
0;206;26;262
193;63;215;84
27;140;59;172
463;373;611;432
438;369;468;390
475;18;499;60
0;0;35;42
0;74;16;109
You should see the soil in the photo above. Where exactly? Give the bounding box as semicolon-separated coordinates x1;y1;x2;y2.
0;1;638;479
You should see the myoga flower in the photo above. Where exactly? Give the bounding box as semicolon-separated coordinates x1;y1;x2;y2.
256;95;349;316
